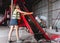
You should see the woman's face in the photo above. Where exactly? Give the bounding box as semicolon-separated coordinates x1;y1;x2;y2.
16;5;19;9
9;4;15;9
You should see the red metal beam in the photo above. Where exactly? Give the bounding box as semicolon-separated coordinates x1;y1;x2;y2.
13;0;17;4
21;16;34;34
14;0;25;4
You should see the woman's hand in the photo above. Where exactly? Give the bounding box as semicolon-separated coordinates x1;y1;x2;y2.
30;12;33;14
26;12;33;15
23;12;33;15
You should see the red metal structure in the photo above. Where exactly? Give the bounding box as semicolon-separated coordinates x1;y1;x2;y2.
15;0;50;40
16;0;60;41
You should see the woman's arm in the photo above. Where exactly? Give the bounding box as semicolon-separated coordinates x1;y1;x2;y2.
22;12;33;15
16;9;33;15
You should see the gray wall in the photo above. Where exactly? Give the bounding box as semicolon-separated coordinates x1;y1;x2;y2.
32;0;60;28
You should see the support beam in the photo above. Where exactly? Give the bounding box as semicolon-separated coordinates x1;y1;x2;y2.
48;0;53;27
11;0;13;16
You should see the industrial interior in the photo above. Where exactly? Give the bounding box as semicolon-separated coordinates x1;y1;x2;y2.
0;0;60;43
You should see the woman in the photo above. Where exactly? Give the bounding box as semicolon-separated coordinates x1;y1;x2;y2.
8;4;33;43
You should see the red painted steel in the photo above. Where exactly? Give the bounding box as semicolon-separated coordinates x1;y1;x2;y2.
18;19;25;27
20;15;34;34
51;34;60;40
14;0;17;4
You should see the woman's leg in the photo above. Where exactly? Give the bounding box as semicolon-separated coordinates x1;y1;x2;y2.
14;25;19;40
15;25;23;43
8;25;14;41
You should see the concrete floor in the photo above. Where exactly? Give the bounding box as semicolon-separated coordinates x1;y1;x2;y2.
0;26;60;43
0;26;37;43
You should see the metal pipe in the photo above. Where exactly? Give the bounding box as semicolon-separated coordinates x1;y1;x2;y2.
11;0;13;16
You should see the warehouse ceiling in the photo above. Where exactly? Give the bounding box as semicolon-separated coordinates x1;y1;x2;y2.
0;0;42;13
25;0;42;11
25;0;36;4
25;0;42;5
1;0;42;9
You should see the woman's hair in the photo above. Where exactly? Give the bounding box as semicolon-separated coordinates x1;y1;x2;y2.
9;4;16;10
14;4;20;9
